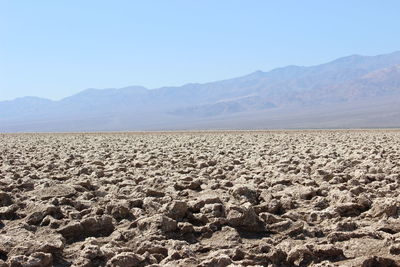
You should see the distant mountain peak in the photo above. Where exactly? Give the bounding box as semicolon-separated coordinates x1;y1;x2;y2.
251;70;265;75
327;54;366;65
11;96;53;103
120;85;148;91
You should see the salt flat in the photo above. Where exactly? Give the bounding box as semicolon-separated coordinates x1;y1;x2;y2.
1;130;400;266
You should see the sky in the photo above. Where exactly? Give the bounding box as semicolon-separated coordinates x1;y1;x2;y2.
1;0;400;101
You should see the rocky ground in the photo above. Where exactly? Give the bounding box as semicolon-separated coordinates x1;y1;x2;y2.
1;130;400;267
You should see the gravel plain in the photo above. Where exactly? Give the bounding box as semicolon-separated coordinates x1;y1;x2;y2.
1;130;400;267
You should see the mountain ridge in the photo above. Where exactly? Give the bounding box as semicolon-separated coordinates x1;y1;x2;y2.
4;50;400;103
1;51;400;132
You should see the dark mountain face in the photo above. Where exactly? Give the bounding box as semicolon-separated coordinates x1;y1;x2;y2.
1;51;400;132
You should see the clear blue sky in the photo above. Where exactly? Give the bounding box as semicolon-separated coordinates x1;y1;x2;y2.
1;0;399;101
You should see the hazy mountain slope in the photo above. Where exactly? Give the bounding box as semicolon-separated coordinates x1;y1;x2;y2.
1;51;400;132
0;97;54;119
170;96;276;117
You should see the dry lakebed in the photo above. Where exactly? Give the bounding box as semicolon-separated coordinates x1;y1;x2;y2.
1;130;400;266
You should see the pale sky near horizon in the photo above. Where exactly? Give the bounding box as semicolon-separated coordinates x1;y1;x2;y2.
1;0;400;101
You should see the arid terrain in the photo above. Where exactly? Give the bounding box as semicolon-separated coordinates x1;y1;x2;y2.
1;130;400;267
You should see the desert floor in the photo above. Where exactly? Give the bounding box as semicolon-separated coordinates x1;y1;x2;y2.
1;130;400;267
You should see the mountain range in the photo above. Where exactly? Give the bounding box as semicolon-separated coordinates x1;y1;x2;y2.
1;51;400;132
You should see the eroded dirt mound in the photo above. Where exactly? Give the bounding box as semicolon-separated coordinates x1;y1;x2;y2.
0;130;400;266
